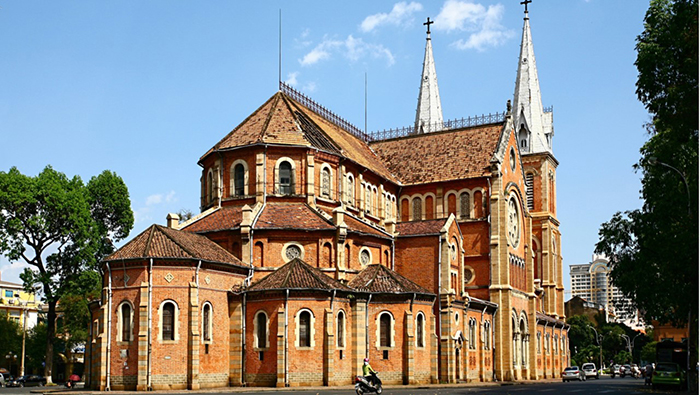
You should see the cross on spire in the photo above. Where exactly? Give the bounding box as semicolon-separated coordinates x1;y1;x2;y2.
521;0;532;13
423;17;434;35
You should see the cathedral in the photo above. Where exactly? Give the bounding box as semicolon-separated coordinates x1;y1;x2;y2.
86;8;569;391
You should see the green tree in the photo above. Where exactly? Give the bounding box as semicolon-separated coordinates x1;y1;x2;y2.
641;341;658;364
0;166;133;383
0;314;22;373
595;0;697;331
567;315;595;355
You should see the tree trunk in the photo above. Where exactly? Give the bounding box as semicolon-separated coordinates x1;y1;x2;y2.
44;299;57;384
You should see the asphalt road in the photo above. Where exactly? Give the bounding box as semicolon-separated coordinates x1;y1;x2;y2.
0;376;694;395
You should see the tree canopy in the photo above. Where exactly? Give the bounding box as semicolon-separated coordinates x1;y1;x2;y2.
0;166;133;382
595;0;698;328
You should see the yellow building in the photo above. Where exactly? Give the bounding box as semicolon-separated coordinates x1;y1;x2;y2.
0;273;40;329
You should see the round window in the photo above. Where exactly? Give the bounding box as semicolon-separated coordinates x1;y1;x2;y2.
359;249;371;266
285;244;302;261
464;266;475;284
507;197;520;248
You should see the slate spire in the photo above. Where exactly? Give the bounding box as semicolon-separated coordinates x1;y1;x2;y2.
414;17;444;134
512;6;553;155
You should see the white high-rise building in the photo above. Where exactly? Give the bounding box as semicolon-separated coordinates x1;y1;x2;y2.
569;255;644;330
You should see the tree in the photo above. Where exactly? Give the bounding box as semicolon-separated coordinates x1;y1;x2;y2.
0;166;133;383
0;313;22;373
595;0;697;329
641;341;658;364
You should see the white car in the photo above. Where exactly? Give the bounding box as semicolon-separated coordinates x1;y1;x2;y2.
582;363;599;379
562;366;586;382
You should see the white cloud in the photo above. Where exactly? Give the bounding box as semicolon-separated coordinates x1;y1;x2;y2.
303;81;317;92
434;1;514;51
136;191;177;224
300;35;394;67
285;72;299;86
146;194;162;206
360;1;423;32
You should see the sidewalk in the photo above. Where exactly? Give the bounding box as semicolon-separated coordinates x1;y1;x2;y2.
31;378;564;394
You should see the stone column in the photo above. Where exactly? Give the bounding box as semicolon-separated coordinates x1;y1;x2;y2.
137;282;149;391
323;309;334;386
97;292;109;391
276;308;286;387
430;315;439;383
187;283;200;390
439;298;454;383
404;310;415;384
228;299;243;386
351;299;367;377
306;152;315;205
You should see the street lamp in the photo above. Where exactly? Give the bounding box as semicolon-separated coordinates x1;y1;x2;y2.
647;156;691;215
619;333;643;363
5;352;17;376
589;325;604;369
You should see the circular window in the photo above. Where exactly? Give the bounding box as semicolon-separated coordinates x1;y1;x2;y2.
464;266;475;284
510;148;517;171
285;244;302;261
507;196;520;248
359;249;371;266
450;243;457;261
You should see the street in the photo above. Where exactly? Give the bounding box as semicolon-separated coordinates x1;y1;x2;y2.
0;376;694;395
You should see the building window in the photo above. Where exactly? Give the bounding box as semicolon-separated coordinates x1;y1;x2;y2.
202;303;212;342
346;174;355;206
4;290;13;298
337;311;345;348
525;173;534;210
119;302;133;342
416;313;425;348
460;192;470;219
484;321;491;350
321;167;331;198
278;161;293;195
207;169;215;203
233;163;246;196
254;311;269;349
359;248;371;267
298;310;312;348
537;332;541;354
161;301;176;341
412;197;422;221
469;318;476;349
380;313;391;347
283;243;304;262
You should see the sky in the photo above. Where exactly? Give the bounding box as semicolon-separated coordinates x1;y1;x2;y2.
0;1;651;298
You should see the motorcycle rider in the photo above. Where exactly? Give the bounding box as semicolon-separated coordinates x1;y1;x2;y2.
363;358;378;388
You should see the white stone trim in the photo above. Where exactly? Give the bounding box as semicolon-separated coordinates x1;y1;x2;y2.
201;302;213;344
375;311;395;350
274;157;297;195
116;300;134;342
158;299;180;343
319;163;333;199
253;310;270;350
415;312;426;349
336;310;347;349
282;242;305;263
345;173;355;206
294;308;316;349
230;159;250;197
359;246;373;267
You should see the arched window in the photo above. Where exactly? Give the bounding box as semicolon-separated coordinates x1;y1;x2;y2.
484;321;491;350
233;163;245;196
460;192;470;219
400;199;409;222
537;332;541;354
162;301;176;341
365;184;372;214
254;241;264;267
321;167;331;198
412;197;422;221
545;333;551;353
337;311;345;348
469;319;476;349
322;243;332;268
474;191;483;218
119;302;132;342
379;312;392;348
554;335;559;354
298;310;312;348
207;170;214;203
345;244;351;269
202;303;212;342
278;161;293;195
425;195;434;220
525;173;534;211
346;174;355;205
255;311;268;349
416;313;425;348
447;193;457;216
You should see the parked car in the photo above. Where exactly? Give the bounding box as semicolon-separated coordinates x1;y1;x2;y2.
7;375;46;387
562;366;586;382
0;372;8;387
582;363;599;379
651;362;686;390
620;364;632;377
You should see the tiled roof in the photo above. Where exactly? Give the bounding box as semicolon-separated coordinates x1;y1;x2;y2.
396;219;447;236
348;264;433;295
201;91;399;184
369;123;504;185
247;258;353;292
536;312;568;326
105;224;244;266
316;206;391;238
181;206;243;233
0;280;22;288
255;203;335;230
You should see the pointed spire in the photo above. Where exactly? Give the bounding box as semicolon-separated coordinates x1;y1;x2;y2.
414;17;443;134
512;4;554;155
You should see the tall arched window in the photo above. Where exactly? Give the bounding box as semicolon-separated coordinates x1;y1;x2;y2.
207;170;214;203
484;321;491;350
321;167;331;198
469;319;476;349
337;311;345;348
401;199;409;222
416;313;425;348
279;161;293;195
425;195;434;220
365;185;372;214
447;193;457;216
254;241;264;267
233;163;245;196
346;174;355;205
412;197;422;221
255;311;268;349
322;243;332;268
202;303;212;342
474;191;483;218
460;192;470;219
299;310;312;348
120;303;132;342
162;302;176;341
380;313;392;347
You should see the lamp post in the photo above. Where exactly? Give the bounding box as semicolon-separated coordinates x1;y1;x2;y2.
589;326;603;369
5;352;17;377
647;156;690;215
620;333;643;363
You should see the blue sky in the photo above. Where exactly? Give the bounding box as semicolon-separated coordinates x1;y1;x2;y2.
0;1;650;298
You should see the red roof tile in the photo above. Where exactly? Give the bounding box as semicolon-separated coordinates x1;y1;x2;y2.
396;219;448;236
316;206;391;238
348;264;433;295
105;224;244;266
255;203;334;230
369;123;504;185
181;206;243;233
247;258;352;292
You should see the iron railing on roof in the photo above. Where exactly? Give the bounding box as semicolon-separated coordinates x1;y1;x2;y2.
544;105;553;113
367;112;507;141
280;81;372;142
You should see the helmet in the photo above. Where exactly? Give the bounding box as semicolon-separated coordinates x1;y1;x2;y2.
364;358;370;363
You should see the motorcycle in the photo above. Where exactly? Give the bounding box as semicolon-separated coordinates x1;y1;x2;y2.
355;371;383;394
